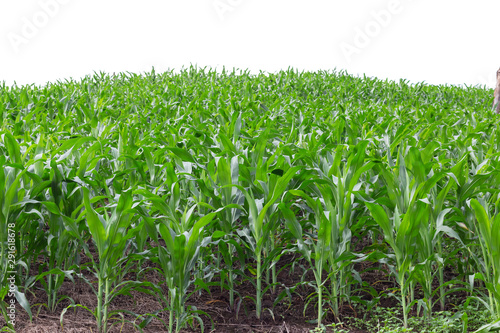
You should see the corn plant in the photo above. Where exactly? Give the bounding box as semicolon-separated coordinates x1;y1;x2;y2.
401;146;467;320
212;156;244;307
60;187;146;333
316;140;376;316
23;157;83;314
0;135;33;328
366;200;422;329
135;182;219;332
280;192;341;328
156;207;216;333
470;198;500;332
234;165;301;319
365;151;424;328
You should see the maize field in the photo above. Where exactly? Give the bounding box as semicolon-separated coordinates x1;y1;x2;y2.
1;68;500;332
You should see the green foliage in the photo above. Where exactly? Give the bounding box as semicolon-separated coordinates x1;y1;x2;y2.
0;68;499;331
344;304;491;333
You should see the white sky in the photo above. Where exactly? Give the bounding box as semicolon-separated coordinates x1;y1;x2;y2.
0;0;498;88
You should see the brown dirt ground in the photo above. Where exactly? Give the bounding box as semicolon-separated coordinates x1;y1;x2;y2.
1;237;465;333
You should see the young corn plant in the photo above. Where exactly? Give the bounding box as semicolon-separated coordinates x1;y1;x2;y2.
401;145;465;320
234;165;301;319
470;198;500;332
213;156;245;307
369;141;455;317
365;148;433;328
0;155;20;330
25;158;82;314
137;185;222;332
61;187;145;333
280;191;343;328
0;135;33;327
259;153;300;294
155;207;216;333
368;195;436;329
315;140;376;316
239;131;293;296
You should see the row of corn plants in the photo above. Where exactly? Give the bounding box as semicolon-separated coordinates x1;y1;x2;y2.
1;68;500;332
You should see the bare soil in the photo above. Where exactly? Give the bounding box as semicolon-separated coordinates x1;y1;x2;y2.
2;240;464;333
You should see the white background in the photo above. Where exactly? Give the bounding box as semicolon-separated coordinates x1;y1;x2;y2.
1;0;498;88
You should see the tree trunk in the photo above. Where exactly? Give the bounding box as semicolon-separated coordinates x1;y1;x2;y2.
494;68;500;114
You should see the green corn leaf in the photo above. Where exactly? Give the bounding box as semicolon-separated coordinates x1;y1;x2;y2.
366;202;398;256
165;147;196;163
278;202;302;241
82;187;107;256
